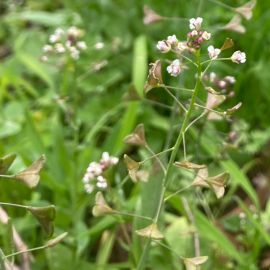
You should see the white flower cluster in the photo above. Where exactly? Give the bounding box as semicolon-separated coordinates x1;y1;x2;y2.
41;26;87;62
167;59;181;77
82;152;119;194
156;34;187;54
231;50;246;64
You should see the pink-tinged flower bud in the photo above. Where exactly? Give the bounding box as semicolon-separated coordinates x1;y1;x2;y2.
166;35;178;46
167;59;181;77
225;76;236;84
197;37;204;44
218;80;227;88
231;50;246;64
207;45;221;60
202;31;211;40
189;17;203;30
156;40;171;53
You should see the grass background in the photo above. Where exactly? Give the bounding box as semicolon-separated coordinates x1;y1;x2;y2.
0;0;270;269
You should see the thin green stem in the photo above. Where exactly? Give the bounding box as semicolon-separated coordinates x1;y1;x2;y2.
140;148;174;164
163;86;187;112
207;0;234;10
0;202;29;210
201;57;231;65
136;53;202;270
159;84;194;92
164;184;193;202
112;211;153;222
0;175;14;179
2;245;46;260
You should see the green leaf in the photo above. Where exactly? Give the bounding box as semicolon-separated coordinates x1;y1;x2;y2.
194;210;245;264
0;154;16;174
133;35;148;98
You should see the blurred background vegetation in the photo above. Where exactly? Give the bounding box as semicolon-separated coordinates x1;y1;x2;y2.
0;0;270;269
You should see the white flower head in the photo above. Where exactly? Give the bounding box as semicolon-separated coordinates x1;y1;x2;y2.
202;31;211;40
167;59;181;77
55;43;66;53
77;41;87;50
67;26;82;38
231;50;246;64
166;35;178;46
95;42;105;50
189;17;203;30
218;80;226;88
43;44;53;53
156;40;171;53
84;183;94;194
70;47;80;59
49;34;59;43
208;45;221;60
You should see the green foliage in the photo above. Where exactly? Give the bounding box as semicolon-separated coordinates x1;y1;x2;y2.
0;0;269;269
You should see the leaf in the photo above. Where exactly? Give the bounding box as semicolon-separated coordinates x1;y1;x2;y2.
133;35;148;97
174;161;206;170
46;232;68;248
0;154;16;174
194;210;245;264
124;123;147;146
183;256;208;270
136;223;164;240
220;38;234;51
92;192;113;217
28;205;56;236
15;155;46;188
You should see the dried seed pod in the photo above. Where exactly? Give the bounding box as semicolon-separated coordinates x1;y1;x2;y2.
220;38;234;51
235;0;256;20
144;60;163;94
183;256;208;270
174;161;206;170
223;15;246;34
15;155;46;188
136;223;164;239
124;124;147;146
92;192;113;217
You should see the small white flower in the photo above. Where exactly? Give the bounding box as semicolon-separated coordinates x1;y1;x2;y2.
55;28;64;36
41;55;48;62
110;157;119;165
156;40;171;53
177;42;188;52
208;45;221;60
231;50;246;64
202;31;211;40
190;30;198;37
167;35;178;46
189;17;203;30
225;76;236;84
49;34;59;43
209;72;217;82
67;26;82;37
101;152;110;162
55;43;66;53
43;44;53;53
77;41;87;50
84;183;94;193
70;47;80;59
95;42;105;50
167;59;181;77
218;80;226;88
